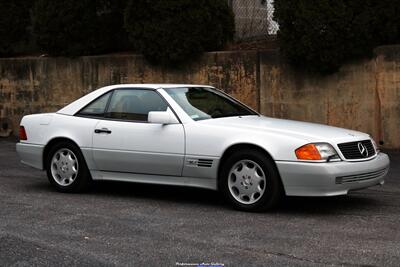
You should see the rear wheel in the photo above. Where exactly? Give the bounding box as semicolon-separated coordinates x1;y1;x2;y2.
220;149;283;211
46;141;91;192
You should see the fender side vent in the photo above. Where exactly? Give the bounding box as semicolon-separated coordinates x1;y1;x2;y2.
187;158;213;168
197;159;213;168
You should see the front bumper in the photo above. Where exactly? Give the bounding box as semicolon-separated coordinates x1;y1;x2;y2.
276;153;390;196
16;142;44;170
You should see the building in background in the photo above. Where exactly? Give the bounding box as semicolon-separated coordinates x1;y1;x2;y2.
228;0;278;41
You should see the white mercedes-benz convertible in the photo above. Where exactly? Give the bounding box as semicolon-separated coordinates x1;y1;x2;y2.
17;84;390;211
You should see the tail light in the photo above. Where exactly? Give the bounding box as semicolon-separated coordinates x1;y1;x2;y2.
19;126;27;141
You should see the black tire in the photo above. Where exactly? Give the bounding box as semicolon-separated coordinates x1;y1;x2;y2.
45;141;92;193
219;149;284;212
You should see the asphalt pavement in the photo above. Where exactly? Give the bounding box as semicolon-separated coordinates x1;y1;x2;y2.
0;138;399;266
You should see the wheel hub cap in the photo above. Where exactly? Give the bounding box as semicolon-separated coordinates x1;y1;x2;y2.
61;164;68;172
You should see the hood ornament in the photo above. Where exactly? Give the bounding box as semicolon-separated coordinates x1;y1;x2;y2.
357;142;369;157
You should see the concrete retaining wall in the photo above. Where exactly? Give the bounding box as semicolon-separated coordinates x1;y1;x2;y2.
260;46;400;149
0;46;399;148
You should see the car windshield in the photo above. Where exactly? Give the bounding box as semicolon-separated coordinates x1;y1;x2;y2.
165;87;257;121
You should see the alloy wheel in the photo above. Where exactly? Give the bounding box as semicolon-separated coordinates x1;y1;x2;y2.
50;148;79;186
228;159;267;205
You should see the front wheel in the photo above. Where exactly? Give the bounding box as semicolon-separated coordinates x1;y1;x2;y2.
220;149;283;211
46;142;92;193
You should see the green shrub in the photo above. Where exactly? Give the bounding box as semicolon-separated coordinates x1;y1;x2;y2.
0;0;32;56
371;0;400;45
96;0;130;53
32;0;129;56
274;0;400;73
124;0;234;66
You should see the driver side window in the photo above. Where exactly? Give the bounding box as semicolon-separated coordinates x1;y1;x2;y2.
105;89;168;122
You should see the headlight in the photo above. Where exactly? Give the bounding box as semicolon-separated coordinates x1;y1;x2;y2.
371;138;380;153
295;143;340;162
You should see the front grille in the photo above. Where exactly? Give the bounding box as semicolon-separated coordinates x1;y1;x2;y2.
336;168;388;184
337;140;376;160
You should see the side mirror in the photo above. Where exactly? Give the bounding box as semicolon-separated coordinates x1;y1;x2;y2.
148;108;179;124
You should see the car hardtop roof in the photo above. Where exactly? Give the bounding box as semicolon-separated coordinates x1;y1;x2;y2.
56;84;214;116
103;84;214;90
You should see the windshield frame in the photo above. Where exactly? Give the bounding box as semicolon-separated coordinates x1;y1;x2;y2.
163;86;259;121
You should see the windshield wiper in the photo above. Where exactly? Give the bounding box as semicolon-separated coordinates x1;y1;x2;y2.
212;113;252;119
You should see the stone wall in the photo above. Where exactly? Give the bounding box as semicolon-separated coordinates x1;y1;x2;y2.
0;46;399;148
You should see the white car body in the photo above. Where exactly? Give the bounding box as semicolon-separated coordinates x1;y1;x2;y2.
17;84;390;197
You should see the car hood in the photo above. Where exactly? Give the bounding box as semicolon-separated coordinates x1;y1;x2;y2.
198;115;370;143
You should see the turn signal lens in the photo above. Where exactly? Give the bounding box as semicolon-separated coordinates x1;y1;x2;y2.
19;126;27;141
295;143;340;161
295;144;322;160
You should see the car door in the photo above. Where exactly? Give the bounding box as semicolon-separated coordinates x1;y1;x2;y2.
92;88;185;176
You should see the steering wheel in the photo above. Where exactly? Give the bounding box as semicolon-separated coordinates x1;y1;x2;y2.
210;108;223;118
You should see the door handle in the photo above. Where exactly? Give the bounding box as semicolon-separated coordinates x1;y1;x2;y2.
94;128;112;134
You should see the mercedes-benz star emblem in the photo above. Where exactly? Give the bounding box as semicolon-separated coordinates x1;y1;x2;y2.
357;142;369;157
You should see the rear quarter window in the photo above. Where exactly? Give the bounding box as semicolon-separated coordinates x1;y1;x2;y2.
77;92;112;117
